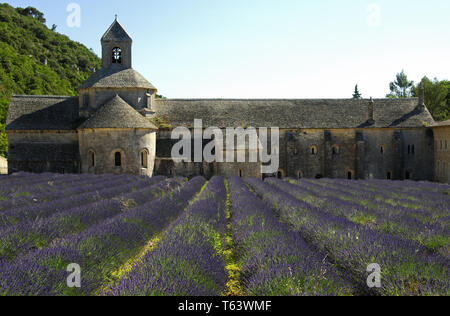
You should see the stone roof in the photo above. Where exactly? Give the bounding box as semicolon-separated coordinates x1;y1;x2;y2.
79;65;156;90
101;19;132;42
432;119;450;127
6;96;80;131
78;95;157;130
153;98;435;129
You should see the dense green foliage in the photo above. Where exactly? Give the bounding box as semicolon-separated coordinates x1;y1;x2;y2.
386;70;415;99
412;77;450;122
0;3;101;157
387;70;450;121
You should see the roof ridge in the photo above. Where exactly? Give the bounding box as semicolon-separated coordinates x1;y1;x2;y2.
12;95;73;99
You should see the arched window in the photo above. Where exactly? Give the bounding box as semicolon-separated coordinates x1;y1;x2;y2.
88;150;95;168
277;169;284;179
332;145;339;155
140;150;148;169
347;170;353;180
112;47;122;64
405;171;411;180
114;151;122;167
239;169;244;178
311;146;318;155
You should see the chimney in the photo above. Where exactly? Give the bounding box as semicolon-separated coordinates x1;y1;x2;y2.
367;97;375;124
418;81;425;111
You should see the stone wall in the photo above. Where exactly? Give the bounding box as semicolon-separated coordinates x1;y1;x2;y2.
433;126;450;183
0;157;7;174
7;131;80;174
78;128;156;176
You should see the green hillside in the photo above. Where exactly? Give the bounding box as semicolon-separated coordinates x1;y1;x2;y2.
0;3;101;158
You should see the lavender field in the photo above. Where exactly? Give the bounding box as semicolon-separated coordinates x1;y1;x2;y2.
0;173;448;296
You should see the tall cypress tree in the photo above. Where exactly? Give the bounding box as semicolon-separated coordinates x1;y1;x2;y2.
352;84;362;99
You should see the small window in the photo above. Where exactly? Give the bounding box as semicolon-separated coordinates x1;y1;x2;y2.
387;171;392;180
89;150;95;168
347;171;353;180
405;171;411;180
239;169;244;178
277;169;284;179
169;167;175;177
140;150;148;168
411;145;415;155
114;152;122;167
298;171;303;179
112;47;122;64
380;145;385;154
407;145;411;154
83;94;89;107
311;146;318;155
332;145;339;155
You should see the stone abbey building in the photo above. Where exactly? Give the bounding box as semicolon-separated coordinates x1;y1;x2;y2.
6;20;443;182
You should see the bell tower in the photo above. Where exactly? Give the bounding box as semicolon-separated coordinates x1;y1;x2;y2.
101;17;132;69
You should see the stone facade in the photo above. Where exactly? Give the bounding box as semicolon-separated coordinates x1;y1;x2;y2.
433;120;450;183
0;156;7;174
4;19;442;182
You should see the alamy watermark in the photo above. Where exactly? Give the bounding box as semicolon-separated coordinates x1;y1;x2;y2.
367;3;381;27
367;263;381;288
67;263;81;288
66;3;81;28
171;119;280;174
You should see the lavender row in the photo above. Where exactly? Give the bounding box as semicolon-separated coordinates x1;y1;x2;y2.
246;177;450;296
285;178;450;253
292;178;448;228
0;173;112;196
0;176;166;228
106;176;228;296
316;178;450;211
0;177;206;296
0;178;186;262
0;174;138;211
228;177;352;296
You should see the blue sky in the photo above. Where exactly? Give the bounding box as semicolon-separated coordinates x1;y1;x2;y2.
7;0;450;98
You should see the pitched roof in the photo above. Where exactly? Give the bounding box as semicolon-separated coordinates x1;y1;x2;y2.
153;98;435;129
432;119;450;127
79;65;156;90
101;19;132;42
6;96;80;131
78;95;157;130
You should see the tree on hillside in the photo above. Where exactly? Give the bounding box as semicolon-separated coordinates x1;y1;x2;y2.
16;6;46;24
352;85;362;99
386;70;414;98
412;77;450;121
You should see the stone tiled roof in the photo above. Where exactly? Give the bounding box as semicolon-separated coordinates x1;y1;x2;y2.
432;119;450;127
101;20;132;42
78;95;157;130
79;65;156;90
153;98;435;129
6;96;80;131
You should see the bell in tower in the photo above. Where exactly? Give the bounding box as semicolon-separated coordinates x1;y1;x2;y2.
101;17;133;69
